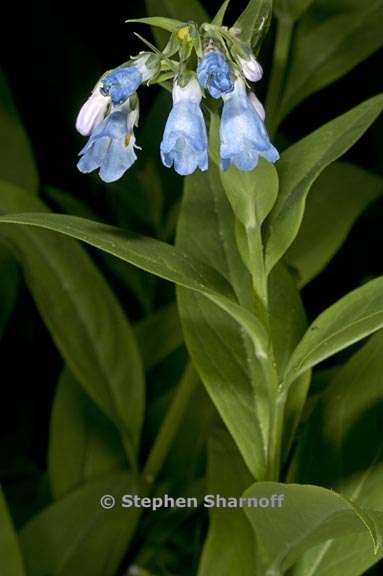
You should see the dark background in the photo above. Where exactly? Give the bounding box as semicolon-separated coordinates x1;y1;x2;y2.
1;1;382;572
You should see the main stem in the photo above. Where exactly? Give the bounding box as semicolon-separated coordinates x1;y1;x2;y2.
265;16;293;137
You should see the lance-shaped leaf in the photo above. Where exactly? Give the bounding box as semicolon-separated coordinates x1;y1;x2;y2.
234;0;273;52
145;0;208;47
49;368;126;500
212;0;231;26
285;162;383;287
198;431;256;576
290;330;383;575
280;0;383;120
19;472;141;576
243;482;379;575
0;486;26;576
265;93;383;274
0;210;270;360
284;276;383;384
126;17;185;32
0;181;145;465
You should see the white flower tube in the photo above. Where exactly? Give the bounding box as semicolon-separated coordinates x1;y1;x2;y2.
76;84;110;136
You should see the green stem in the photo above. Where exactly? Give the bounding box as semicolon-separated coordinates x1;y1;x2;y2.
265;16;294;137
265;390;287;480
143;363;198;484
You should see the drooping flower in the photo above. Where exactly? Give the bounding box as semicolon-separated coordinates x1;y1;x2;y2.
238;54;263;82
160;78;208;176
100;54;155;106
197;50;234;99
220;78;279;171
75;83;110;136
77;98;139;183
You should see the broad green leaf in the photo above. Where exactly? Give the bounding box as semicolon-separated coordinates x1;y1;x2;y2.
176;165;269;479
285;162;383;287
290;330;383;575
0;70;38;194
280;0;383;119
265;93;383;273
198;431;255;576
243;482;379;574
49;368;126;500
134;303;183;370
0;181;145;464
234;0;272;51
0;245;19;338
285;276;383;383
212;0;231;25
274;0;314;21
0;211;270;360
19;472;140;576
126;16;185;32
0;486;26;576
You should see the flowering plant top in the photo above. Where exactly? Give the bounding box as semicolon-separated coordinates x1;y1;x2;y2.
76;9;278;182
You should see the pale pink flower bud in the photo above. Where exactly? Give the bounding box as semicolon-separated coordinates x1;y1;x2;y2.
238;55;263;82
75;87;110;136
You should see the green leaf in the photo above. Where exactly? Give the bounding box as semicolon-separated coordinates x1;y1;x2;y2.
274;0;314;21
0;181;145;465
265;93;383;273
126;16;185;31
243;482;379;574
0;210;270;360
198;431;255;576
234;0;272;51
0;486;26;576
0;71;38;194
289;330;383;575
285;276;383;383
212;0;231;25
280;0;383;119
49;368;126;500
176;165;268;479
19;472;141;576
285;162;383;287
134;303;183;370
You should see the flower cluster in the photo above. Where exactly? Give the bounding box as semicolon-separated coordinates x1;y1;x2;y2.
76;22;279;182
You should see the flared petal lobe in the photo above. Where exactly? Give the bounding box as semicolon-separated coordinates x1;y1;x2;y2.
77;102;138;182
160;79;208;176
220;79;279;171
197;51;234;99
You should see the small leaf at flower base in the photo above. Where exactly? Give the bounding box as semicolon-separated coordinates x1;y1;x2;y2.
212;0;232;26
0;487;26;576
49;368;126;500
289;330;383;575
19;472;141;576
285;162;383;287
125;17;185;32
280;0;383;120
234;0;273;52
198;431;256;576
284;276;383;384
0;181;145;467
243;482;379;575
145;0;208;47
265;93;383;274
